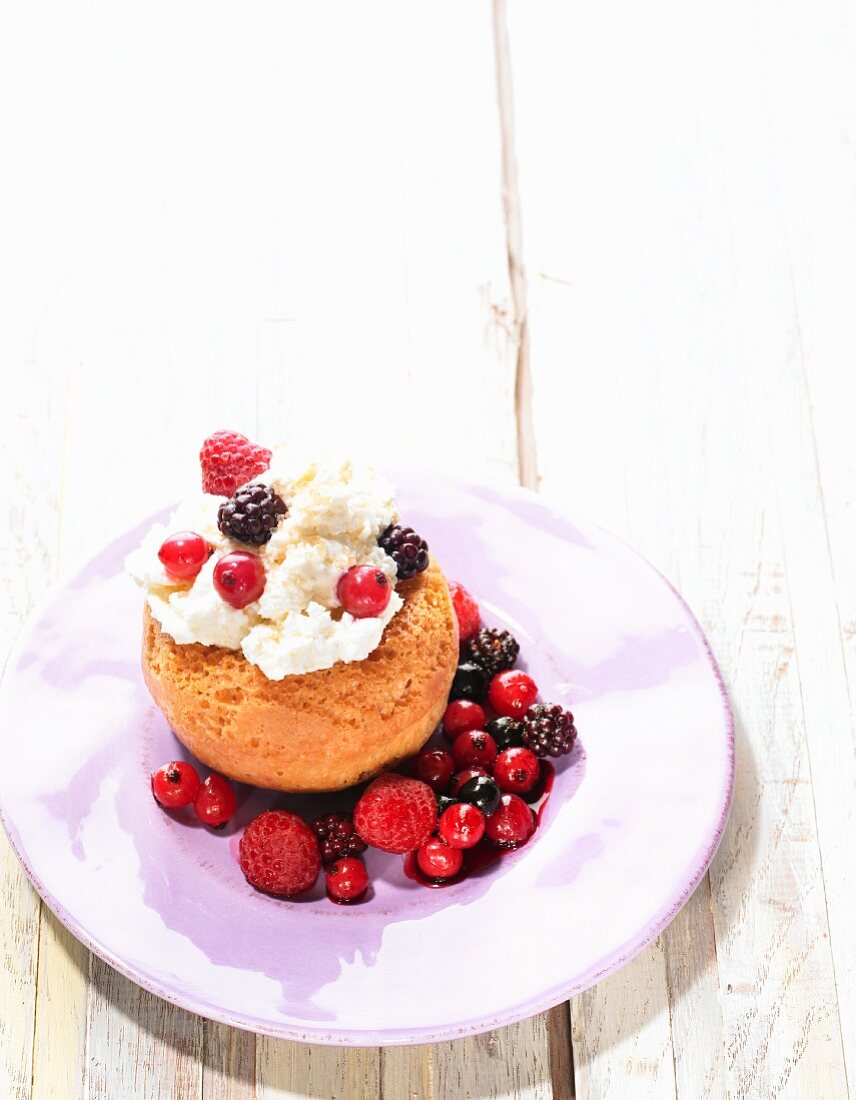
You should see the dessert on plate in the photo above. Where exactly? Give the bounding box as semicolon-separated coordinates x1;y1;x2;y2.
134;431;580;904
127;432;458;792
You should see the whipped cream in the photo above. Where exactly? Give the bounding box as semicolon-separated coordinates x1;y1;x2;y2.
126;451;403;678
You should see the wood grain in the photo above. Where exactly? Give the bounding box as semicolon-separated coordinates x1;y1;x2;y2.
504;3;852;1097
0;359;67;1100
2;0;855;1096
749;0;856;1084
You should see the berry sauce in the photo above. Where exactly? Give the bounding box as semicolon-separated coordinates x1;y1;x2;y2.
403;761;555;889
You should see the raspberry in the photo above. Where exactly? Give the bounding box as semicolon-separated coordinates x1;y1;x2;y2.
488;669;538;717
239;810;321;897
151;761;201;808
522;703;578;758
378;524;430;580
325;857;370;904
462;628;520;677
310;813;367;863
353;773;438;854
200;430;272;496
448;581;480;642
193;774;237;828
485;793;536;849
218;484;287;546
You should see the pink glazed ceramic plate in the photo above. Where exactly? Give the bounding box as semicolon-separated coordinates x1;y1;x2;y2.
0;472;733;1045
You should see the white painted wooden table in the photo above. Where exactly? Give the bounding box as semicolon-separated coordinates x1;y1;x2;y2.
2;2;854;1096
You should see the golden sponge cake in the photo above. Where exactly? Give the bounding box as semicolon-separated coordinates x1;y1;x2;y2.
142;560;458;792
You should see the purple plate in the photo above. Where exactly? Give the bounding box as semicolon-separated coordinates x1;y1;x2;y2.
0;472;733;1045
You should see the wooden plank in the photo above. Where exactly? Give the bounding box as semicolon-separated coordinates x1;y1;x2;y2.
746;0;856;1085
571;943;675;1100
504;0;850;1096
202;1021;257;1100
250;2;555;1097
256;1042;379;1100
83;961;201;1100
0;355;67;1100
0;0;539;1096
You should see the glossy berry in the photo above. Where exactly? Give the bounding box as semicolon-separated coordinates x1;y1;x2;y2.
353;773;438;854
415;748;455;793
485;793;536;848
378;524;430;580
450;766;489;796
462;627;520;677
337;566;392;619
193;774;237;828
489;669;538;718
486;716;525;751
494;747;541;794
213;551;266;609
442;700;486;741
218;483;287;546
522;703;578;758
239;810;321;896
436;793;457;816
417;837;463;880
151;761;201;808
200;430;272;496
157;532;212;583
450;662;488;704
448;580;480;642
439;802;486;849
325;857;370;903
456;775;502;816
310;813;367;863
451;729;498;771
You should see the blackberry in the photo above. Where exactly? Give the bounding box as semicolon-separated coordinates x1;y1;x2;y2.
378;524;430;580
463;628;520;677
486;716;525;751
449;662;488;704
218;483;287;546
311;813;367;864
521;703;578;758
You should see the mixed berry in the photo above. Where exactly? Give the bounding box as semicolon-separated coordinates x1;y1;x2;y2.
311;812;367;863
378;524;430;581
336;565;392;619
151;761;237;827
157;431;430;625
149;525;581;902
213;551;266;609
157;532;212;582
217;483;288;545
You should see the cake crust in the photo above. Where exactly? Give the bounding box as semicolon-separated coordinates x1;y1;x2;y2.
142;560;458;792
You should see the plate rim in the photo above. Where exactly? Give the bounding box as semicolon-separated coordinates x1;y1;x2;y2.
0;477;735;1046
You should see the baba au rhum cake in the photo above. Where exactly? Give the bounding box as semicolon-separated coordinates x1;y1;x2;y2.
127;435;458;792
